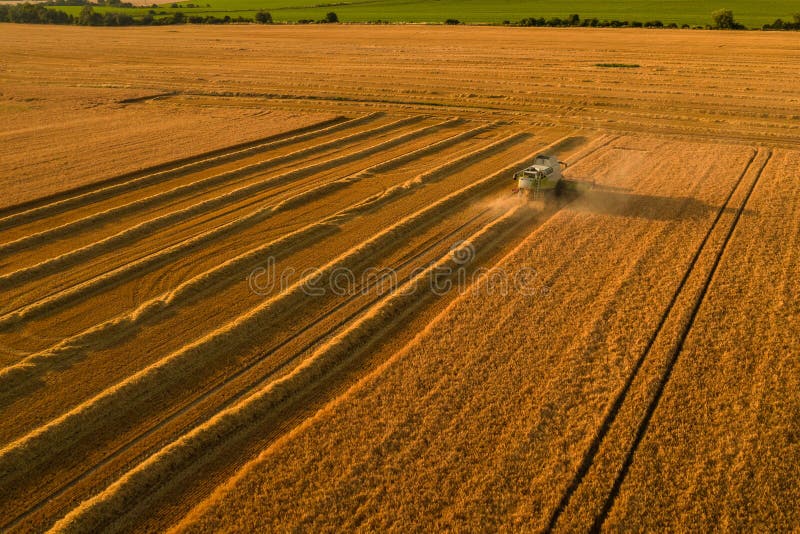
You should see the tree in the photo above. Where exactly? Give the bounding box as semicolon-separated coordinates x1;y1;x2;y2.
78;4;101;25
325;11;337;23
711;8;736;29
444;18;459;25
255;10;272;23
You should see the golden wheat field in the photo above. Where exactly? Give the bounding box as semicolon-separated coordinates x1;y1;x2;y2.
0;24;798;532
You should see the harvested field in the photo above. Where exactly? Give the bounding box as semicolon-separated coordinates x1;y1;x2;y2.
0;24;797;532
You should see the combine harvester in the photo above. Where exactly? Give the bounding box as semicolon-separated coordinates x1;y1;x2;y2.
512;153;593;198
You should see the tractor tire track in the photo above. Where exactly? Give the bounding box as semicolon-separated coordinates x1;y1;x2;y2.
0;115;427;256
544;147;767;532
590;148;774;531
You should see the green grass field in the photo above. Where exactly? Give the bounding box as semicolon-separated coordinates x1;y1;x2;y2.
46;0;800;27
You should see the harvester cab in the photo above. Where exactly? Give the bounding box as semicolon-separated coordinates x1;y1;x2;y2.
512;154;568;198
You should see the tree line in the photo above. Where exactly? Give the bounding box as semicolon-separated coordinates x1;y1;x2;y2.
761;13;800;30
0;4;340;25
2;5;800;29
505;10;753;29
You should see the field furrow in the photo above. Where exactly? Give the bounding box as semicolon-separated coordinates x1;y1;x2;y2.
51;205;531;534
0;114;429;265
0;128;551;448
0;113;355;229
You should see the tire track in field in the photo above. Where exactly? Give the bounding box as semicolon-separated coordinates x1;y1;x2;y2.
0;123;504;333
0;114;352;224
48;206;528;534
0;135;558;496
590;148;774;531
0;115;426;255
544;147;769;532
0;209;495;533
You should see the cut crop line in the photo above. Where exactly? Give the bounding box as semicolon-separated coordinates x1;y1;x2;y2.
0;133;523;427
0;134;558;495
0;115;426;255
0;120;483;329
4;131;613;528
0;208;494;533
0;114;351;221
591;149;773;532
48;205;527;534
0;114;369;230
0;118;480;293
5;132;605;531
0;128;518;386
544;147;764;533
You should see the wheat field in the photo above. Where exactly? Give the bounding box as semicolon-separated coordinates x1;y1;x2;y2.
0;24;797;532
